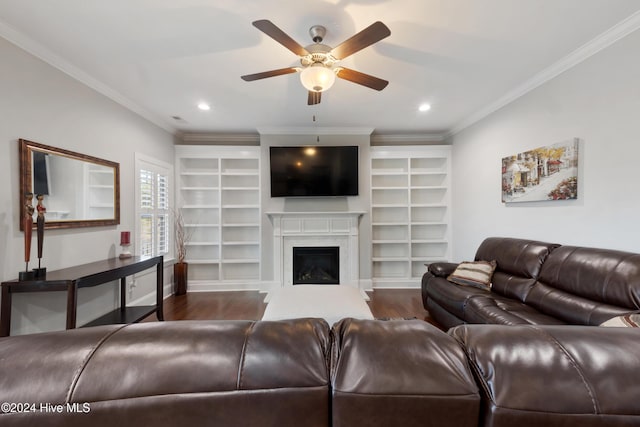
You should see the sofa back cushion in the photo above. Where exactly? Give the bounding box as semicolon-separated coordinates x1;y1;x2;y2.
474;237;559;302
526;246;640;325
0;319;332;427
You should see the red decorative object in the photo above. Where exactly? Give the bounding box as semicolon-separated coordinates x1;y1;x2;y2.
120;231;131;245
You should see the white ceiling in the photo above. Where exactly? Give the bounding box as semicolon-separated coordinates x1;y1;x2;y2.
1;0;639;138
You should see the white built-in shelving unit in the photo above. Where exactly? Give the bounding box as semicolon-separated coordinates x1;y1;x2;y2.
84;164;115;220
175;145;261;289
370;146;452;287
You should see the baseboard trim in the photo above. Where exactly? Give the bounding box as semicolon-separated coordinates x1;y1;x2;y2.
130;283;174;306
162;279;420;293
372;279;421;289
187;281;263;292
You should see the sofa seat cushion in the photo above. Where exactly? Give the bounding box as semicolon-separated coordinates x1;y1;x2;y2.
451;324;640;427
425;276;490;319
526;282;637;325
464;295;566;325
332;319;480;427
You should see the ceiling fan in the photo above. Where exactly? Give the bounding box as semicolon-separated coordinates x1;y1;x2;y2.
241;20;391;105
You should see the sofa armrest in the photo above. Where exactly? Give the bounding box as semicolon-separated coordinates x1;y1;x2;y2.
427;262;459;277
450;324;640;426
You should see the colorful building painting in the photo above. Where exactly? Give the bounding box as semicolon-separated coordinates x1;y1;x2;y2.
502;138;579;203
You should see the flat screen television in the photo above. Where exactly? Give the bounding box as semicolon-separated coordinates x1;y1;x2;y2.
270;146;359;197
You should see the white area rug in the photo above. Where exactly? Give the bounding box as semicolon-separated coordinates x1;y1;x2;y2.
262;285;374;326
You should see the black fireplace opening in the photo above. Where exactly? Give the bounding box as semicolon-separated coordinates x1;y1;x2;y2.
293;246;339;285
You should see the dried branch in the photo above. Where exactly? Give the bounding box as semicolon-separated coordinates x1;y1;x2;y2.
172;208;192;263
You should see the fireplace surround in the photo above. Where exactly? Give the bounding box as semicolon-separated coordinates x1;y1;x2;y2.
267;211;365;289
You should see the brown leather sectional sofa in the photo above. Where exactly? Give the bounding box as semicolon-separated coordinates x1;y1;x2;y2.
1;318;483;427
423;236;640;426
3;317;639;427
422;236;640;329
1;237;639;426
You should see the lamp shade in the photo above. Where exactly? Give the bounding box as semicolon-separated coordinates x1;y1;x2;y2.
300;63;336;92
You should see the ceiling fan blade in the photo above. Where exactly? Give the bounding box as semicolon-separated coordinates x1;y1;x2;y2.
252;20;309;56
241;67;299;81
336;68;389;91
331;21;391;60
307;91;321;105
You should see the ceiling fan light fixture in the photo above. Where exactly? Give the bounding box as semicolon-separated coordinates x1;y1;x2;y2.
300;63;335;92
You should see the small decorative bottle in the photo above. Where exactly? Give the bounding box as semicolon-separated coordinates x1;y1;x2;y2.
119;231;132;259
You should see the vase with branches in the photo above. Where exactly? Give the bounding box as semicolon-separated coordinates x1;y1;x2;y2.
172;208;191;295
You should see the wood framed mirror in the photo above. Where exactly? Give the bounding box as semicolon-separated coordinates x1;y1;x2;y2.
19;139;120;230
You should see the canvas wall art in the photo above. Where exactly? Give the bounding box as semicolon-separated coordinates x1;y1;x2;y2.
502;138;578;203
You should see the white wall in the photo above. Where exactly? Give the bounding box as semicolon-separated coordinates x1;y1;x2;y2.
0;37;175;335
259;133;372;286
450;29;640;260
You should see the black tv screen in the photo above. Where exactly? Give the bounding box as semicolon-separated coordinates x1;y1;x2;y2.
270;146;359;197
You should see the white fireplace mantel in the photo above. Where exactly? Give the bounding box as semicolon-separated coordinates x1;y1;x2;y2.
267;211;366;289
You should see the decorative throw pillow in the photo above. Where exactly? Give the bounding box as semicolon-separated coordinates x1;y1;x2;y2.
600;313;640;327
447;260;497;291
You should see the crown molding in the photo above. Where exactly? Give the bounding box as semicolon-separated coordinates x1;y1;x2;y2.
371;133;448;144
447;10;640;138
178;131;448;146
256;127;374;135
178;132;260;144
0;19;177;135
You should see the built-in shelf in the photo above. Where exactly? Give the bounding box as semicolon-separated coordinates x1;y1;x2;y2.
84;164;115;219
370;146;451;287
176;146;261;288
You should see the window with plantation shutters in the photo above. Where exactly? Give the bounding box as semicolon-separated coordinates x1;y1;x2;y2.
135;154;173;259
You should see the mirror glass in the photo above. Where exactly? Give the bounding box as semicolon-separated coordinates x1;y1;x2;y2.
20;139;120;230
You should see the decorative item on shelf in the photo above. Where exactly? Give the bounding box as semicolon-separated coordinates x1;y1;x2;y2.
32;194;47;278
119;231;132;259
173;208;191;295
19;192;35;281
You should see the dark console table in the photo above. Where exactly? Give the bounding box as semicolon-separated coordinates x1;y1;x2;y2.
1;255;164;337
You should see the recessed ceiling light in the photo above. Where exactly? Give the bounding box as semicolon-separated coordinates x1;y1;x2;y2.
418;103;431;112
197;102;211;111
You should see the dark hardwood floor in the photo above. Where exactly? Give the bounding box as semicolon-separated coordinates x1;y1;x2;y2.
144;288;440;328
